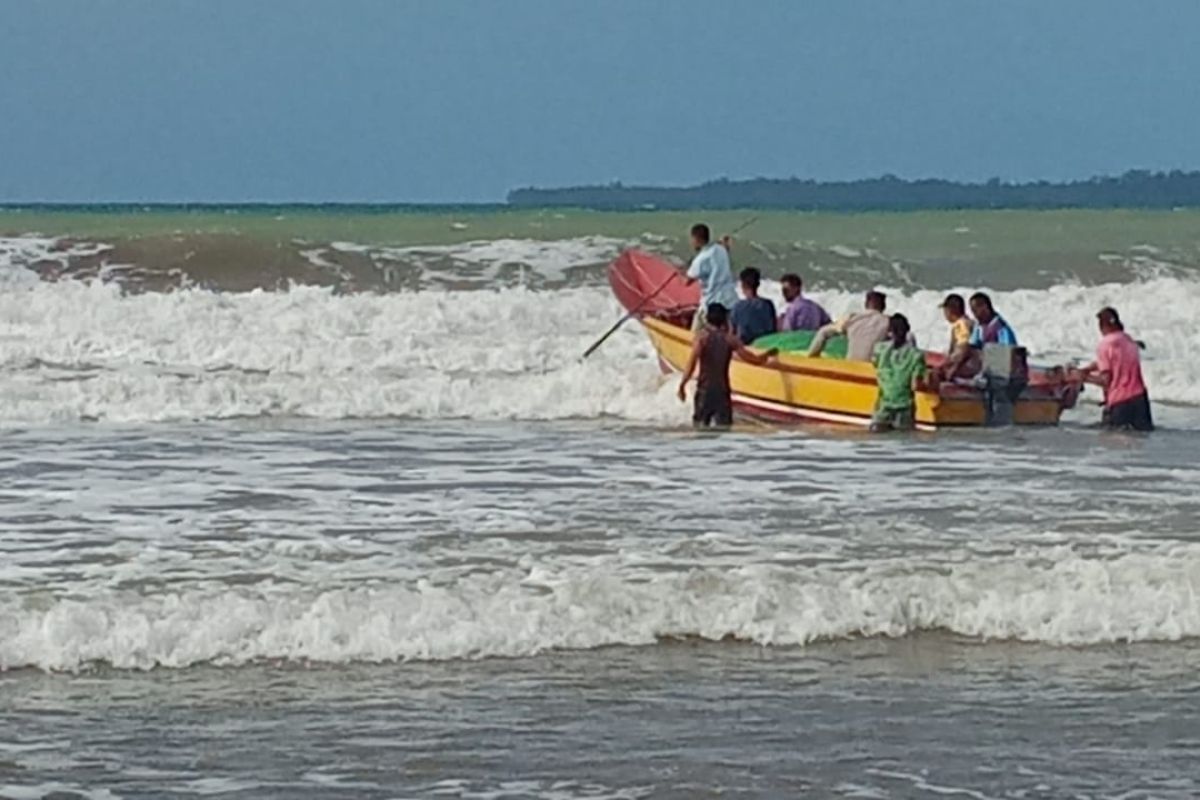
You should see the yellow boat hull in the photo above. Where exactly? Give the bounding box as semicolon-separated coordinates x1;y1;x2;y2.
641;317;1067;428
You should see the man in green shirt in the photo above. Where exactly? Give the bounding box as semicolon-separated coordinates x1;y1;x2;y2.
870;314;930;432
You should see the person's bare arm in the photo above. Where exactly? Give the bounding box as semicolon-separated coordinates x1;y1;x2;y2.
677;338;703;401
1071;360;1109;387
942;343;969;377
681;258;699;286
807;319;844;357
914;363;937;393
734;339;778;366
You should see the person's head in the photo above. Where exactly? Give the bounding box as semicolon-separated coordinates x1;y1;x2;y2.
705;302;729;329
865;290;887;312
940;293;966;323
969;292;995;324
780;273;803;302
1097;306;1124;334
888;313;911;348
739;267;761;297
690;223;711;252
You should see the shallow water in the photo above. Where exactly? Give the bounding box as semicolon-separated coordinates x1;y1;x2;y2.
4;420;1200;797
6;637;1200;799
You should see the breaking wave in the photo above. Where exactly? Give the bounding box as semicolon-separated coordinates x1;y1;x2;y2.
5;546;1200;671
0;273;1197;426
1;232;1198;425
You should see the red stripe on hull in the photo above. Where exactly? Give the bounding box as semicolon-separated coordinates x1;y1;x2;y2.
731;399;847;425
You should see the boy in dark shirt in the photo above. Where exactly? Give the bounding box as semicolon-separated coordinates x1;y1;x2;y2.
729;267;777;344
678;303;778;427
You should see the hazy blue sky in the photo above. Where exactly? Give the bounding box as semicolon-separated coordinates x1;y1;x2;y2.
2;0;1198;202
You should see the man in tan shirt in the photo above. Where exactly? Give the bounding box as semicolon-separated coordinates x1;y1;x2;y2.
807;290;893;361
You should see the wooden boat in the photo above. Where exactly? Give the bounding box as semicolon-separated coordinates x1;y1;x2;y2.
608;249;1082;429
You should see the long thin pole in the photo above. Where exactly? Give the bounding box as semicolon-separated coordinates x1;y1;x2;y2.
726;215;760;238
581;272;679;359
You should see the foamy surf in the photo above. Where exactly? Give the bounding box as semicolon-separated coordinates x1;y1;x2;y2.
324;236;630;287
0;236;113;287
0;281;680;424
0;272;1197;425
0;233;638;292
5;547;1200;671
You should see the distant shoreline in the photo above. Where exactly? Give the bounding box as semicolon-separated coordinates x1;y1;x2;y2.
4;170;1200;212
508;170;1200;212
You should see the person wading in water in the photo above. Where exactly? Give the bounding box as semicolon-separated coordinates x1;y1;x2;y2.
870;313;932;432
1074;306;1153;432
677;303;778;428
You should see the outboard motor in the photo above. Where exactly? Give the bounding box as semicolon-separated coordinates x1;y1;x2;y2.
977;345;1029;426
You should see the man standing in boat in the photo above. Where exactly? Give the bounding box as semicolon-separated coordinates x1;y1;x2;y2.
683;223;738;332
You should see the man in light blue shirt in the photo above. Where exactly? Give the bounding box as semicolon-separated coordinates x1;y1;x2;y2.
684;223;738;332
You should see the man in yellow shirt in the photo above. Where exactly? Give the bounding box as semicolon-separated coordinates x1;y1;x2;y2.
938;293;978;379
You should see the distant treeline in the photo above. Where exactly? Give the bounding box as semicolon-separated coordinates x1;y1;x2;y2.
507;171;1200;211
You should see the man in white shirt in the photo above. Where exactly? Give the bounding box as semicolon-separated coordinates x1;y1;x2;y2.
683;223;738;332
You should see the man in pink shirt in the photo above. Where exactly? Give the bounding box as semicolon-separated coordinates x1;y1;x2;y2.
1076;307;1153;431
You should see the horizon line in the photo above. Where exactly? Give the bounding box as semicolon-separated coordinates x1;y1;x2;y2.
3;168;1199;208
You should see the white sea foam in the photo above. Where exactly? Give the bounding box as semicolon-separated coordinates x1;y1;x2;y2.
0;270;1197;425
0;279;685;424
0;784;121;800
426;780;650;800
329;236;629;285
4;546;1200;671
0;236;112;287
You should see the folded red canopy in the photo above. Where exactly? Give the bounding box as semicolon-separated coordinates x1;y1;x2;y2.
607;249;700;316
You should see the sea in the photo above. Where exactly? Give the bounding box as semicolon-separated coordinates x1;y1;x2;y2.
2;206;1200;799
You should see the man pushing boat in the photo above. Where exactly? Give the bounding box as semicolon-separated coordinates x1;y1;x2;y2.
678;303;778;428
1072;307;1153;432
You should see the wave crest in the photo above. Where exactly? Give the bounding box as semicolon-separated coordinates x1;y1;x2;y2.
1;272;1197;424
6;549;1200;671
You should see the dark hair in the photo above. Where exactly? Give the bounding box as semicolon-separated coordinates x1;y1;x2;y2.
941;293;965;315
1097;306;1124;331
780;273;802;289
739;267;761;289
888;313;911;349
705;302;728;327
969;292;994;313
690;223;711;244
865;290;887;311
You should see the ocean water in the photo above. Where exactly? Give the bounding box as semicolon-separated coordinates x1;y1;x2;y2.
3;211;1200;798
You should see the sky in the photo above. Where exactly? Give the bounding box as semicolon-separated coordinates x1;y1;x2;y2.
2;0;1199;202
